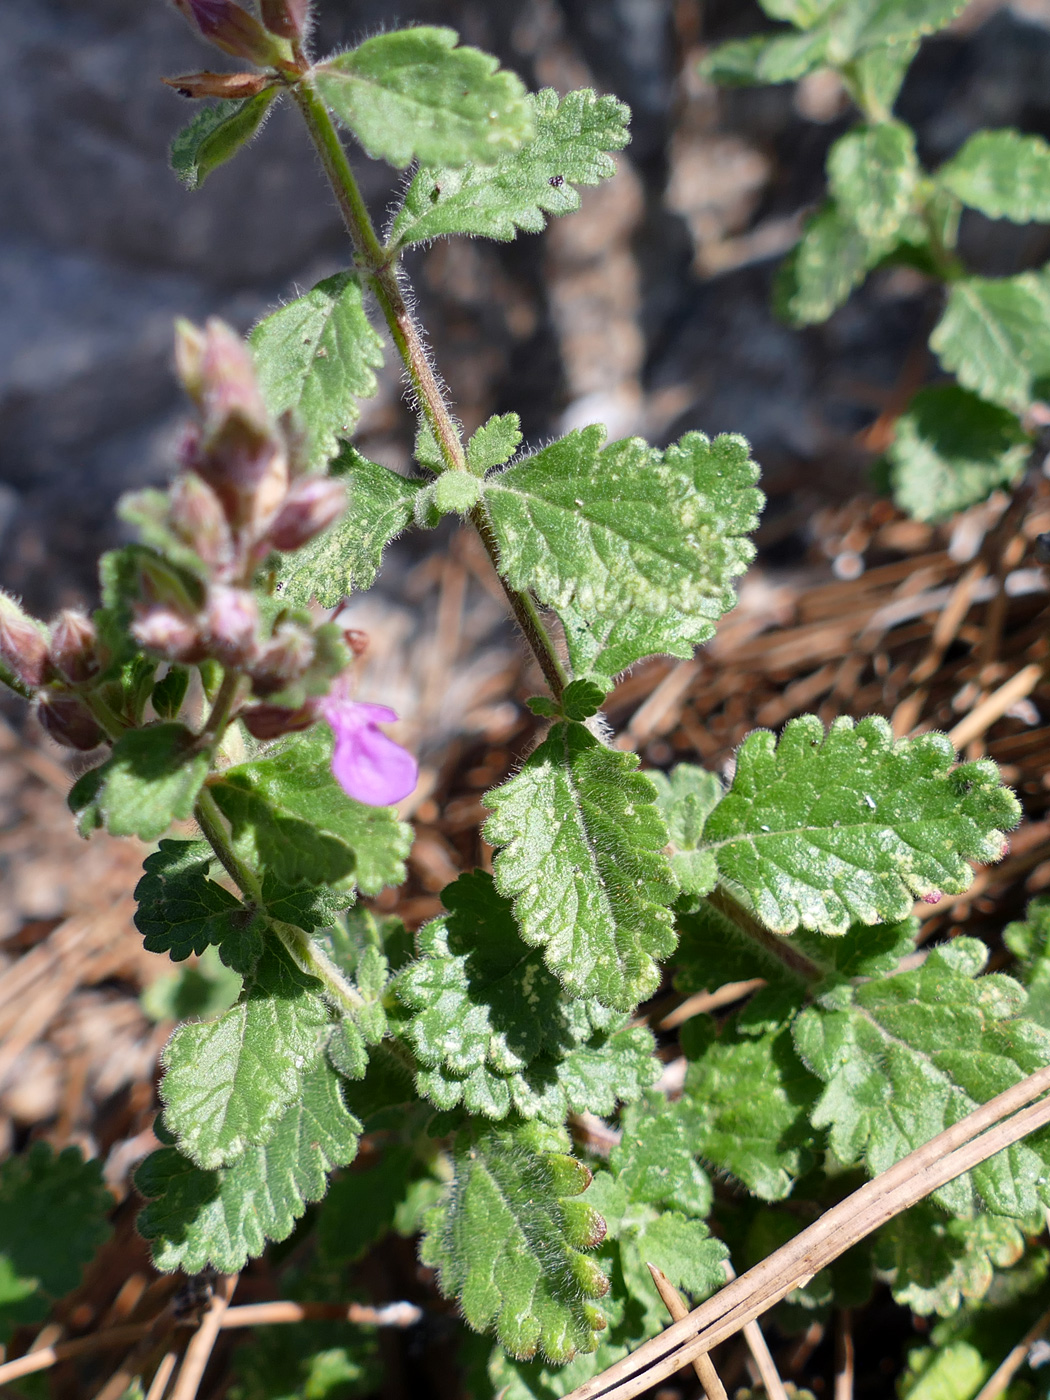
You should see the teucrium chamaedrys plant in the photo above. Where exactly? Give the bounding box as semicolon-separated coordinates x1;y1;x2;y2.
1;1;1049;1395
704;0;1050;525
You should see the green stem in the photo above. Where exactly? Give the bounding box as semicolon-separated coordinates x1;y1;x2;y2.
290;77;567;701
82;689;131;743
194;786;264;905
705;886;823;986
200;668;245;742
272;919;366;1012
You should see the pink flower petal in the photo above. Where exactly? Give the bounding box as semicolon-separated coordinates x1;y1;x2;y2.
324;698;417;807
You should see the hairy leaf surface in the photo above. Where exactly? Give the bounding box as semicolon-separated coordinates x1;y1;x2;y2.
170;91;279;190
827;121;918;240
703;715;1019;934
647;764;723;898
160;945;330;1169
776;200;888;326
137;1058;360;1273
212;727;411;896
392;88;629;246
421;1123;608;1362
484;721;677;1010
938;128;1050;224
930;268;1050;412
278;447;424;605
314;28;532;169
134;839;244;960
794;939;1050;1215
252;274;383;470
885;384;1031;522
69;723;209;842
876;1203;1028;1315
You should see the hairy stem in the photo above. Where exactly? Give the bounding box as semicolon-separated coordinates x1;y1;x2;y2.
272;919;365;1011
705;886;823;985
194;786;264;905
291;77;567;701
200;667;245;741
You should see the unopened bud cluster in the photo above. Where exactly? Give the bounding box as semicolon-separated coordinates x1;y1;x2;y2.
0;594;106;750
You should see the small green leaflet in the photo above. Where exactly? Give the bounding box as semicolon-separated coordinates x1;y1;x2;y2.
759;0;838;25
827;121;918;241
930;267;1050;413
278;446;424;606
170;90;279;190
160;945;330;1169
313;27;533;170
0;1143;113;1335
484;721;677;1011
830;0;968;56
68;723;210;842
678;1016;820;1200
610;1097;713;1217
1004;896;1050;1028
775;200;888;327
134;839;246;961
391;88;629;248
647;764;723;898
702;715;1019;934
468;413;523;473
876;1203;1028;1316
900;1342;991;1400
847;39;920;119
137;1057;361;1274
421;1123;609;1362
212;727;412;896
938;129;1050;224
701;31;830;86
793;938;1050;1216
885;384;1031;523
484;428;761;671
251;274;384;470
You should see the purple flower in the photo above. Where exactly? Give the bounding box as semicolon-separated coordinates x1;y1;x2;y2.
322;693;418;807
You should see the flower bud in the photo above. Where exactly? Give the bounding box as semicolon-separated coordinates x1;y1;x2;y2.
132;606;205;662
199;318;269;433
239;700;317;739
268;476;346;552
0;592;48;689
48;610;98;684
249;620;316;695
163;70;277;99
174;319;207;406
343;628;368;658
201;586;260;666
194;416;289;532
37;693;104;751
169;473;235;572
171;0;282;66
260;0;310;39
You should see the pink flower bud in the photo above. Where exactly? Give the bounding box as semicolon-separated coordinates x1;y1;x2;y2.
249;621;316;695
240;700;318;739
321;683;418;807
171;0;282;66
37;693;104;751
132;606;205;662
48;610;98;684
268;476;346;551
259;0;310;39
169;473;235;571
0;592;48;689
201;586;260;665
198;319;269;433
921;891;943;905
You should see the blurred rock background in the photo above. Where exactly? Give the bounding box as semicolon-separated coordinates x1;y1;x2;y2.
5;0;1050;615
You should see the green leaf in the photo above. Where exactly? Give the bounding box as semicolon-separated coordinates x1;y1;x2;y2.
468;414;523;473
929;267;1050;413
901;1342;990;1400
261;877;350;934
775;199;888;326
398;872;656;1121
391;88;628;248
160;944;331;1169
679;1017;820;1200
316;1143;418;1266
277;446;424;606
647;764;723;898
702;715;1019;935
885;384;1031;523
421;1123;609;1362
876;1203;1028;1315
69;723;209;842
484;428;761;676
827;121;918;240
610;1097;713;1215
793;939;1050;1215
484;721;678;1010
313;27;533;170
837;0;969;55
701;30;830;86
134;840;246;961
170;91;279;190
212;727;412;896
561;679;608;722
938;129;1050;224
759;0;838;24
847;39;920;117
0;1143;112;1327
136;1057;361;1273
151;665;190;721
1004;895;1050;1028
251;274;384;470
